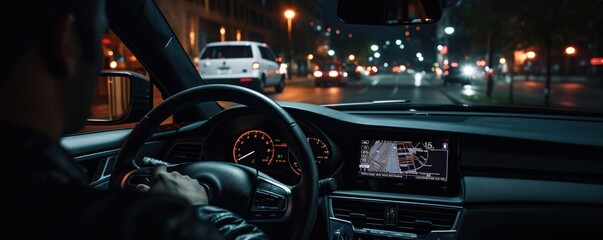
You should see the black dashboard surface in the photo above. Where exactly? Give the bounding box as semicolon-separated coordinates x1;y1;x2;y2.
65;101;603;239
157;102;603;199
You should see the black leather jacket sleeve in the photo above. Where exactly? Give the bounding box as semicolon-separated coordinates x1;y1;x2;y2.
1;123;270;240
197;205;270;240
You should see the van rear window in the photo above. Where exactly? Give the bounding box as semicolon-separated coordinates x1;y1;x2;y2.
200;46;252;59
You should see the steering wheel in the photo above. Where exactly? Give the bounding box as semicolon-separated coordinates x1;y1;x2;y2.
108;84;319;240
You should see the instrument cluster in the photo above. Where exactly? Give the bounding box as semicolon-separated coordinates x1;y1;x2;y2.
232;129;331;177
203;112;338;184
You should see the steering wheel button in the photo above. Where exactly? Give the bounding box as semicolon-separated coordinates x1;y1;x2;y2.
270;185;287;195
258;182;272;191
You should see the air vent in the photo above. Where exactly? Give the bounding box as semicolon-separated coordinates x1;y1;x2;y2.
331;198;385;229
397;204;458;235
331;197;459;237
166;143;203;163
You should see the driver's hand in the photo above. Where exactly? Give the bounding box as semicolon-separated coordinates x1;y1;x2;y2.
136;165;209;205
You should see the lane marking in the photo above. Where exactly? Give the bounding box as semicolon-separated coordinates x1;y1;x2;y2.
391;76;400;96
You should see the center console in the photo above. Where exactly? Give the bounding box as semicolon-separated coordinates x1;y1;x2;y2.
327;135;462;240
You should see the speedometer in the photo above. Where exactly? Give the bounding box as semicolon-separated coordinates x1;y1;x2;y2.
288;137;330;175
233;130;275;166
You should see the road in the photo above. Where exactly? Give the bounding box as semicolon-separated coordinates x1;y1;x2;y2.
266;72;603;113
266;73;454;105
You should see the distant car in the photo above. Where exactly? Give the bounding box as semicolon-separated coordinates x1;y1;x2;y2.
198;41;285;93
314;63;349;87
443;64;474;86
343;63;362;81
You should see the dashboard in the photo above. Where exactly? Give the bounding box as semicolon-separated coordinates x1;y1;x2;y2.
170;104;464;196
121;102;603;240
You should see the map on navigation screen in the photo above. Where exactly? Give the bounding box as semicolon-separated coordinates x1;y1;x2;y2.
358;140;449;181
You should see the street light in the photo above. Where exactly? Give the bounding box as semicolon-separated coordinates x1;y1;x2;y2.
284;9;295;78
348;54;355;61
564;46;577;80
565;46;577;56
370;45;379;51
284;10;295;38
442;27;454;72
219;26;226;42
524;51;536;81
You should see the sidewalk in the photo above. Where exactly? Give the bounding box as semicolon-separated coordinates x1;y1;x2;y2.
494;74;591;83
440;74;603;112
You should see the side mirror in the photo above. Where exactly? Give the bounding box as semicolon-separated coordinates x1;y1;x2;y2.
337;0;443;25
87;70;151;124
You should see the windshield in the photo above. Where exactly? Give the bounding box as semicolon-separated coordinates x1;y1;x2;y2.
101;0;603;114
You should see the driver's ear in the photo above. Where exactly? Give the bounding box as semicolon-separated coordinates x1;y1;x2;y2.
43;14;78;78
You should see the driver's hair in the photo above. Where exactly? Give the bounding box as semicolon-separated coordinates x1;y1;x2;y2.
0;0;103;85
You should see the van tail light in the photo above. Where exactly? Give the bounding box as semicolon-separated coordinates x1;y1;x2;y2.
240;78;253;82
252;62;260;70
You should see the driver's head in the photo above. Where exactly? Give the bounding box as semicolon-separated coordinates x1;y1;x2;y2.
0;0;107;137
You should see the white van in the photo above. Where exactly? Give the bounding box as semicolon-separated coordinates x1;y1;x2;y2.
198;41;285;93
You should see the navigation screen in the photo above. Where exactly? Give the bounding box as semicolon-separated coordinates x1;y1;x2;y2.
358;140;449;182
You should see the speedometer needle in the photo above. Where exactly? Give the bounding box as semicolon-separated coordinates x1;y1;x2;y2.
238;151;255;161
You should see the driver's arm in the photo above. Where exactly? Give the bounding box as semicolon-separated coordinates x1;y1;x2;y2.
139;165;270;240
198;205;271;240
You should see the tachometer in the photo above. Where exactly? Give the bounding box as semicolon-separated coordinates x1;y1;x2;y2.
233;130;275;166
288;137;330;175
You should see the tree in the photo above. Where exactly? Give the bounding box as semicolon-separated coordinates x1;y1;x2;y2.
449;0;602;106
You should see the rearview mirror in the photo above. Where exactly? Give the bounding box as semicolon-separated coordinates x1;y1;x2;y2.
87;70;151;124
337;0;443;25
